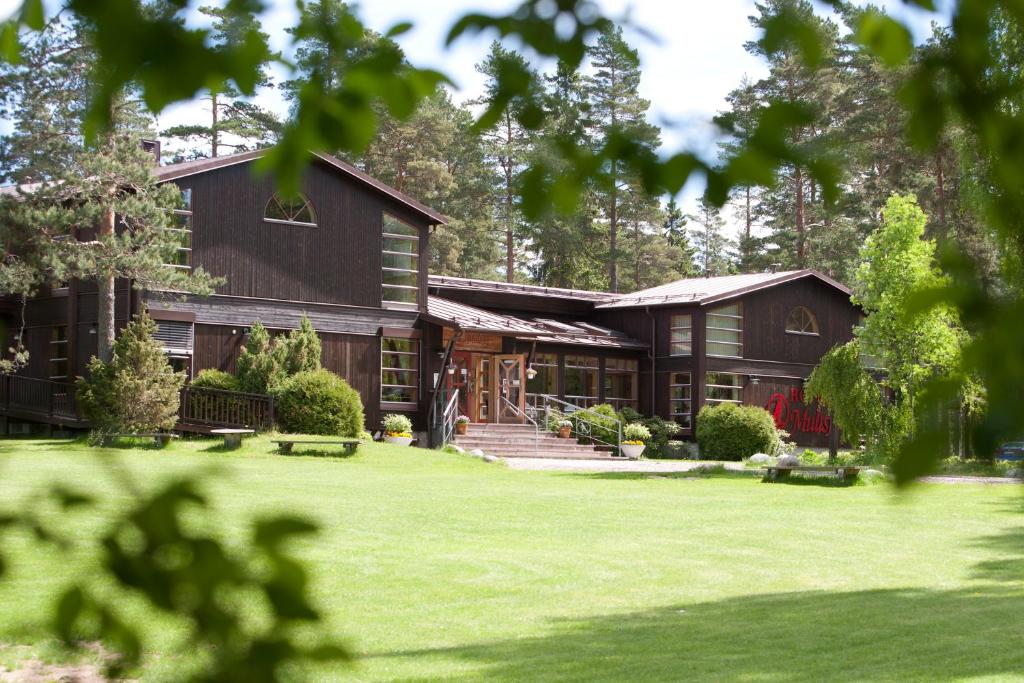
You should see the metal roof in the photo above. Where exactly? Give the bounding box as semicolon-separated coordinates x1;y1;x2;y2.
428;275;617;302
426;296;646;350
155;149;448;225
597;270;853;309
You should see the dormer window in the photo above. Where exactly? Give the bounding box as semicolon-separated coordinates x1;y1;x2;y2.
264;193;317;227
785;306;819;335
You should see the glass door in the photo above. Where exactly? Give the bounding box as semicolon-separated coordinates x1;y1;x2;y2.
493;354;526;423
474;356;490;423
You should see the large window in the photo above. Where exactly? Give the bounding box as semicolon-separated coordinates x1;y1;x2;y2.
706;303;743;357
167;188;192;270
670;314;692;356
785;306;819;335
382;213;420;308
264;192;317;226
526;352;558;408
49;326;68;381
381;337;419;404
564;354;598;408
705;372;743;404
670;372;692;428
604;357;638;411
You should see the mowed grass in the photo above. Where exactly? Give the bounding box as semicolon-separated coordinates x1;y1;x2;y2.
1;436;1024;682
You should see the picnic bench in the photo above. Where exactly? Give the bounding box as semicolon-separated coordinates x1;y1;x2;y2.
273;438;360;455
210;428;255;449
764;465;861;482
100;433;180;447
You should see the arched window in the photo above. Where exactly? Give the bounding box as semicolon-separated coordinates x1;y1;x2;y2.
785;306;819;335
264;193;317;226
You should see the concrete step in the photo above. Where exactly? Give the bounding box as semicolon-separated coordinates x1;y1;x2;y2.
454;437;599;449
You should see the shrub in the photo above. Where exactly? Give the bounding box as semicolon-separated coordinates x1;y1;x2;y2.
572;403;620;445
623;422;651;444
77;313;186;435
190;368;240;392
695;403;781;460
275;315;322;376
275;369;364;436
236;321;284;394
382;413;413;437
619;406;682;456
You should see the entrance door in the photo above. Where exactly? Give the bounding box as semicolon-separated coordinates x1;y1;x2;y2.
493;354;526;423
474;355;491;423
448;351;472;420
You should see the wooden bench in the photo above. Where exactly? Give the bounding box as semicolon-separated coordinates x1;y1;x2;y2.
210;428;255;449
100;433;180;447
764;465;861;482
273;439;360;455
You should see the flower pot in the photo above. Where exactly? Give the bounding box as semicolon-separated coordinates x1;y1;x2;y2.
385;435;414;447
558;426;572;439
621;443;645;459
456;422;468;435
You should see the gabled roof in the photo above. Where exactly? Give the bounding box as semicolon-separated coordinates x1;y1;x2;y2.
596;270;853;309
428;275;617;302
426;296;646;350
155;149;448;225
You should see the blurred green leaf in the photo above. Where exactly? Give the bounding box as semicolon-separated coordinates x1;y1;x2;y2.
856;10;914;67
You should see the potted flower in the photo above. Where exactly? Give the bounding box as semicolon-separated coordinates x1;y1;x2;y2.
383;413;414;446
621;423;651;459
557;419;573;439
455;415;470;435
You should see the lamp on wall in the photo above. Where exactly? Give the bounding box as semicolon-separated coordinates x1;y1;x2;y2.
88;323;97;335
747;375;760;386
525;365;537;380
447;365;456;376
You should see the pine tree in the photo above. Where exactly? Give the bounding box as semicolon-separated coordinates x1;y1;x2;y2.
236;320;283;394
690;196;735;277
586;24;660;292
471;42;539;282
276;315;323;375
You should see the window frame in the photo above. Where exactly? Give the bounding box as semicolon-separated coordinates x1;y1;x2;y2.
563;354;599;408
785;305;820;336
166;187;193;271
263;192;318;227
382;213;421;309
705;303;743;358
669;372;692;429
704;372;744;405
526;352;558;408
603;357;639;411
49;325;68;381
380;336;419;406
669;313;692;356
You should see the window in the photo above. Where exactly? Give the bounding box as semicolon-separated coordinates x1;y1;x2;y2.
785;306;819;335
706;303;743;357
381;337;419;404
49;326;68;381
670;372;692;429
526;352;558;408
564;354;598;408
382;213;420;308
705;372;743;404
264;192;317;226
604;357;638;411
669;314;692;356
167;187;192;270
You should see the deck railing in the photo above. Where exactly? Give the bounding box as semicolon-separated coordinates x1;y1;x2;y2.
179;385;275;431
0;375;82;422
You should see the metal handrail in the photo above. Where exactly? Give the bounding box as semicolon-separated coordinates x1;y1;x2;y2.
527;393;622;454
440;388;460;446
498;394;539;457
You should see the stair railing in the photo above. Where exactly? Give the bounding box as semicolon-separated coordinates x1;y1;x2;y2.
528;393;622;455
498;394;539;457
440;388;460;447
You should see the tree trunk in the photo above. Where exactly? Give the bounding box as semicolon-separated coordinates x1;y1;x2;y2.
795;166;805;267
504;114;515;283
97;204;116;363
609;162;618;292
211;91;219;158
935;146;946;229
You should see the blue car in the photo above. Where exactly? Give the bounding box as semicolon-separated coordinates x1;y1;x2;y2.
995;442;1024;461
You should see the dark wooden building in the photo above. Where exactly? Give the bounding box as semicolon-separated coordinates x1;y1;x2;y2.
1;149;859;446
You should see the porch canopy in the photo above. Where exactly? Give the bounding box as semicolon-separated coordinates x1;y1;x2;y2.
425;296;646;350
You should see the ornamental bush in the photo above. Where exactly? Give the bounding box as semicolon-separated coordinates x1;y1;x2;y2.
76;313;186;435
572;403;620;445
275;369;364;436
190;368;240;392
695;403;781;460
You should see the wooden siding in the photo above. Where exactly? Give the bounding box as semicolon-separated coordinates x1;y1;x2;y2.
177;157;432;311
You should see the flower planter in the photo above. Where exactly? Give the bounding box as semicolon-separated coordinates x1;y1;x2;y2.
621;443;645;459
558;426;572;439
455;422;468;435
385;435;414;447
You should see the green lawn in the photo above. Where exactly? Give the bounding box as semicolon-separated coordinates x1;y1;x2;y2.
1;436;1023;681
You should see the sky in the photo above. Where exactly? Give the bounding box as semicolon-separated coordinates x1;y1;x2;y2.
0;0;953;230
